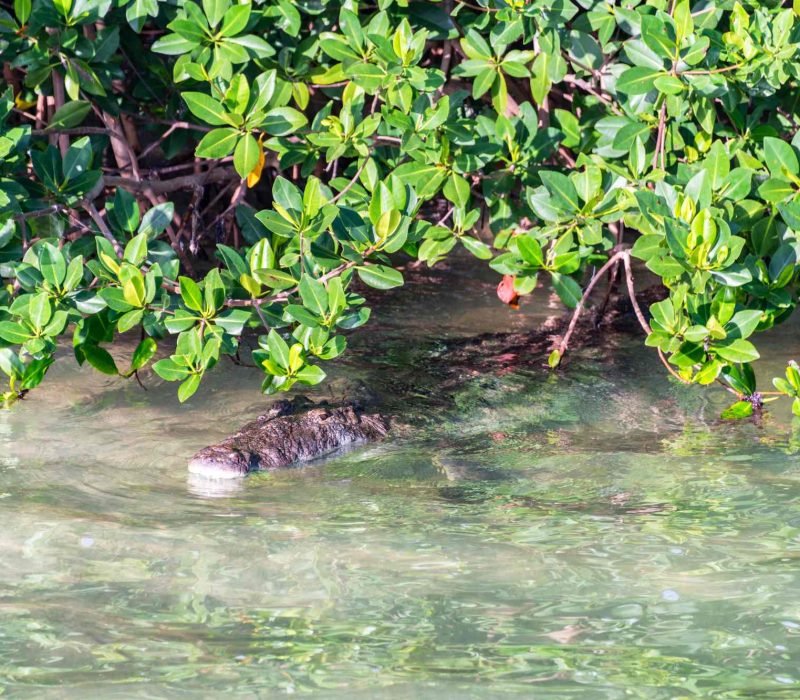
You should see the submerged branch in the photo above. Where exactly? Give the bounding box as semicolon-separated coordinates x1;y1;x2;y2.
556;250;630;358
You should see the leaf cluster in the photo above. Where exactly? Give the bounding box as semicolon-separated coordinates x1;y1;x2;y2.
1;0;800;416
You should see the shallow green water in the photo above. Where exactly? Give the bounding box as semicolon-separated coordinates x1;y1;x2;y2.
2;262;800;698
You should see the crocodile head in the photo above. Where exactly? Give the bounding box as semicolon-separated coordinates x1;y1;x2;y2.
187;444;257;479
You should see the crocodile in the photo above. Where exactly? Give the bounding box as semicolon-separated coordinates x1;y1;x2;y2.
187;286;667;479
188;398;389;479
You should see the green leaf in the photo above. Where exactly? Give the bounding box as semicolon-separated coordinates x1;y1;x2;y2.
262;107;308;136
196;127;239;158
63;256;84;291
29;292;51;330
650;299;676;331
641;16;675;58
203;0;228;28
297;364;326;385
356;265;404;290
110;189;140;233
721;400;754;420
249;238;275;272
539;171;580;212
267;329;291;369
673;0;694;42
53;0;72;19
758;178;795;203
461;28;492;60
285;304;321;327
169;19;206;44
233;133;260;178
138;202;174;239
226;34;275;58
117;308;144;333
203;268;226;314
251;268;297;289
613;121;651;152
152;34;199;55
393;163;447;199
48;101;91;129
126;0;158;31
179;276;204;312
153;358;191;381
124;232;148;266
550;273;582;309
715;339;760;363
0;348;23;378
0;322;32;344
182;92;234;126
460;236;492;260
623;39;666;71
214;309;251;335
443;173;470;208
178;373;202;402
220;3;250;36
39;243;66;286
299;276;329;316
719;168;752;200
763;137;799;178
272;176;303;222
710;265;752;287
516;235;544;267
616;67;660;95
82;344;119;376
130;337;157;372
530;51;552;106
472;67;497;99
653;74;684;95
726;310;762;340
555;109;580;149
14;0;31;24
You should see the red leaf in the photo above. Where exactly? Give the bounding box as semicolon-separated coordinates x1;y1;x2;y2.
497;275;520;309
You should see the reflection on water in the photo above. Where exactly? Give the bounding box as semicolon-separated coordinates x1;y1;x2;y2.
1;258;800;697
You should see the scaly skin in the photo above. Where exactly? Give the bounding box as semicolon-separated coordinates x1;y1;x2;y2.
188;399;389;479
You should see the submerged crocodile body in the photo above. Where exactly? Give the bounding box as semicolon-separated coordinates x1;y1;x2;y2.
188;399;389;479
188;287;666;479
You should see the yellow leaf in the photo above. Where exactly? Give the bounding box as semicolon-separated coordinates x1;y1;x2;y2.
239;273;262;298
100;252;120;275
14;93;37;111
246;135;265;188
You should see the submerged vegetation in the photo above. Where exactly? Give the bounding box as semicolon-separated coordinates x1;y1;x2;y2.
1;0;800;417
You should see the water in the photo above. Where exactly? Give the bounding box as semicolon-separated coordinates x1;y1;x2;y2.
2;259;800;697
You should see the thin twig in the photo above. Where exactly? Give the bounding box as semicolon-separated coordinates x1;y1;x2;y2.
104;168;236;194
436;207;454;226
50;70;69;155
658;348;690;384
557;251;627;356
138;122;181;160
13;204;66;221
209;177;247;232
652;100;668;170
683;63;743;76
331;157;370;204
32;126;130;144
621;253;651;335
83;202;123;257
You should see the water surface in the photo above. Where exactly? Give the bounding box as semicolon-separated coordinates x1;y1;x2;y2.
1;260;799;697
